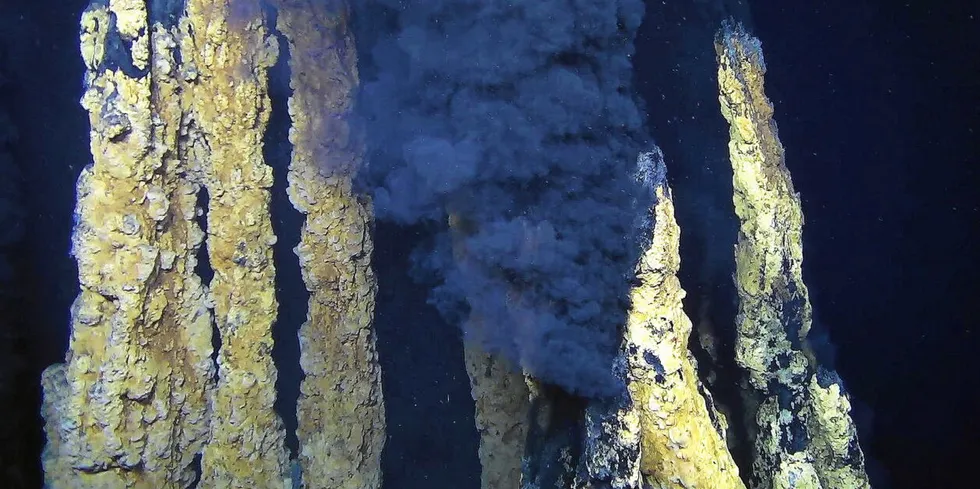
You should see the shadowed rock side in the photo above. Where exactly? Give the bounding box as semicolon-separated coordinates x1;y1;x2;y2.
40;2;215;487
715;21;871;489
623;150;745;489
178;0;289;486
519;150;744;489
275;1;386;487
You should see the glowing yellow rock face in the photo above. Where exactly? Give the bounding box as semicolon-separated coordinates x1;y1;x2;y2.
715;22;871;489
178;0;290;486
806;377;871;489
41;3;215;488
275;1;386;488
45;1;390;487
624;151;745;489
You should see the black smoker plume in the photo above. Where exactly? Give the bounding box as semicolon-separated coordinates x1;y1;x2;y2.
351;0;653;398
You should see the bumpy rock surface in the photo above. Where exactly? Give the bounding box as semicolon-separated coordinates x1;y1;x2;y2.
42;1;302;487
464;333;530;489
178;1;289;486
715;21;871;489
623;149;745;489
276;1;386;487
41;2;215;487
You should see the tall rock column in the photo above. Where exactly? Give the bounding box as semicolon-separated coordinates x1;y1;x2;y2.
40;2;215;487
715;21;871;489
178;0;289;486
448;215;531;489
622;150;745;489
463;323;531;489
275;1;386;487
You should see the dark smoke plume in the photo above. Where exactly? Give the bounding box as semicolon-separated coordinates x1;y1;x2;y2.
351;0;653;397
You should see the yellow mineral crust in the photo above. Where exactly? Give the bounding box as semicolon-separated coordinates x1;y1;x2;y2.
463;327;530;489
715;22;871;489
41;3;214;488
716;23;811;394
624;153;744;489
178;0;289;486
275;1;386;488
807;377;873;489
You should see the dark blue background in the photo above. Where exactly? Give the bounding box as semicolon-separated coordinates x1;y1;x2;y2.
752;3;979;486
